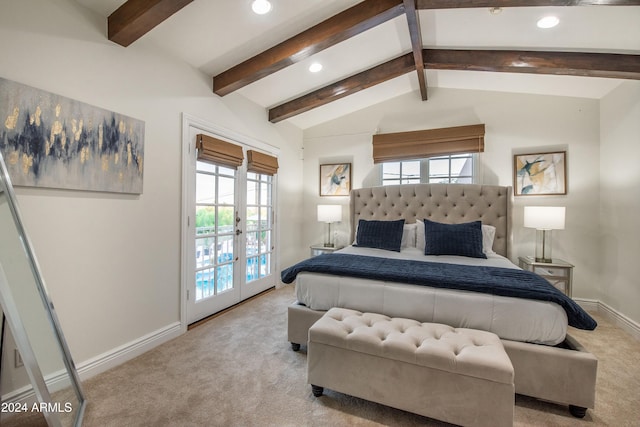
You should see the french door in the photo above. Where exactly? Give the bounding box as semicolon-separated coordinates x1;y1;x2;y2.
183;120;277;325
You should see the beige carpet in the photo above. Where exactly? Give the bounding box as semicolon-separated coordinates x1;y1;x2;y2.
5;285;640;426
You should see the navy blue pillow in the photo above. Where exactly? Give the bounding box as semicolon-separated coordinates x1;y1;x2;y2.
355;219;405;252
423;219;487;259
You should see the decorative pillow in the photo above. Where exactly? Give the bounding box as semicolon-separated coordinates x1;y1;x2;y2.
423;219;487;259
353;222;416;248
355;219;405;252
482;224;496;255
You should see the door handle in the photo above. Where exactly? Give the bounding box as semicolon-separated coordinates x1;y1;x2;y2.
236;229;242;235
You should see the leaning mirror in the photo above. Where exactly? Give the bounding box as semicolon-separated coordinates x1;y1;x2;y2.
0;151;85;426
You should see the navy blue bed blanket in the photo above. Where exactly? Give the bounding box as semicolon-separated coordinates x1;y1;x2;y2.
281;253;597;331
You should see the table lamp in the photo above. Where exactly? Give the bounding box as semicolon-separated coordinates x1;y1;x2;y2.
317;205;342;247
524;206;565;263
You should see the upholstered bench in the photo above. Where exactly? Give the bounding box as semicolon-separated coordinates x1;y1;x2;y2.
308;308;515;427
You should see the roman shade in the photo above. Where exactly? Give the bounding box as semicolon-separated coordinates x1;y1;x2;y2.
196;134;244;169
372;124;485;163
247;150;279;175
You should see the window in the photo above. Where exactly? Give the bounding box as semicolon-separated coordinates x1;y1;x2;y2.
381;153;477;185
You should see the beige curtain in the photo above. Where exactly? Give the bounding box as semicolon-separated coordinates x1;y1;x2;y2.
247;150;279;175
372;124;485;163
196;134;244;169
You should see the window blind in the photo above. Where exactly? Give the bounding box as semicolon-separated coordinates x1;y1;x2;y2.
196;134;244;169
372;124;485;163
247;150;279;175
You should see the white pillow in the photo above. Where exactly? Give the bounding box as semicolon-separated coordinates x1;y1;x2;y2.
401;223;417;249
415;220;496;255
416;220;425;252
482;224;496;255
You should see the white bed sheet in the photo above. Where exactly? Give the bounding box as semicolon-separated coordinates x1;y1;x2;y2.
295;246;568;345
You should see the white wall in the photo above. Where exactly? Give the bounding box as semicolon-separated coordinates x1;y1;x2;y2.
0;0;303;385
599;81;640;324
303;87;602;301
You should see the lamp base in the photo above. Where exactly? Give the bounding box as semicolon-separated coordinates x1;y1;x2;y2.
535;229;553;264
323;223;334;248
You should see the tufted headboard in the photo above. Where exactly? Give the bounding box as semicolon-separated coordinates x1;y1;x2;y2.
350;183;512;258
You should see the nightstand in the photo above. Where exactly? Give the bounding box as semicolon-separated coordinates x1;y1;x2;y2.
310;245;341;257
518;256;574;297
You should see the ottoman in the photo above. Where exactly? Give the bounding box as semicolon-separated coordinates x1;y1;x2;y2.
308;308;514;427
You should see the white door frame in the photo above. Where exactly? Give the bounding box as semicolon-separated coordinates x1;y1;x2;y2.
180;113;279;330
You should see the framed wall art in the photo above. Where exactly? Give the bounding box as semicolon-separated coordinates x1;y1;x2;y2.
0;77;145;194
319;163;351;196
514;151;566;196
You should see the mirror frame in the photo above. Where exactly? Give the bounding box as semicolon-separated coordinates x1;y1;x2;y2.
0;151;86;426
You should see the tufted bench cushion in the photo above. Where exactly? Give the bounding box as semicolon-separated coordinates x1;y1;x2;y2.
308;307;514;427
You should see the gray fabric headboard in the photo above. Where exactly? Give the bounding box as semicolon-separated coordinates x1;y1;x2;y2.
349;183;512;258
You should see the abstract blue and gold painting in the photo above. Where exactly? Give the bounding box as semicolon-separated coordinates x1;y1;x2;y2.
514;151;566;196
0;77;144;194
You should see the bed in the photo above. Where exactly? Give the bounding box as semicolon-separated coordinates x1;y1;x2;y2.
284;183;598;417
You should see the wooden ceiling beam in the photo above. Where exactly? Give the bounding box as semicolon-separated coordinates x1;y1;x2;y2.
423;49;640;80
213;0;405;97
415;0;640;8
108;0;193;47
403;0;428;100
269;49;639;122
268;53;416;123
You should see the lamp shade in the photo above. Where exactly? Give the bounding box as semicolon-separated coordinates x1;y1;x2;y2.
524;206;565;230
317;205;342;223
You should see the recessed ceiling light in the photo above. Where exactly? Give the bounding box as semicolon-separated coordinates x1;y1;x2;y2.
252;0;272;15
488;7;502;15
537;16;559;29
309;62;323;73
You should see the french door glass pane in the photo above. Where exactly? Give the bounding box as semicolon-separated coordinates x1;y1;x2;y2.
260;253;270;278
218;176;235;204
196;268;214;300
196;237;215;268
247;180;259;205
217;206;234;234
216;263;233;293
195;206;215;236
196;174;216;203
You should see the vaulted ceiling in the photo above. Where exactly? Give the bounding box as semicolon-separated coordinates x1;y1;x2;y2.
76;0;640;129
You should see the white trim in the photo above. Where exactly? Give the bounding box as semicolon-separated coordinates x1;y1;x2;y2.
77;321;182;380
1;321;181;421
575;298;640;341
597;300;640;342
574;298;599;313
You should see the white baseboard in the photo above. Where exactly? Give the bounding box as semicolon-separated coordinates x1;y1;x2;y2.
77;321;182;381
574;298;599;313
0;321;182;423
597;301;640;342
575;298;640;342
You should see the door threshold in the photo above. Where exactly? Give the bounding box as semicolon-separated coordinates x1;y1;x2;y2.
187;286;275;330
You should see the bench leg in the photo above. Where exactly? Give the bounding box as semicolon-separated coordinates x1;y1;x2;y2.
291;342;301;351
569;405;587;418
311;385;324;397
